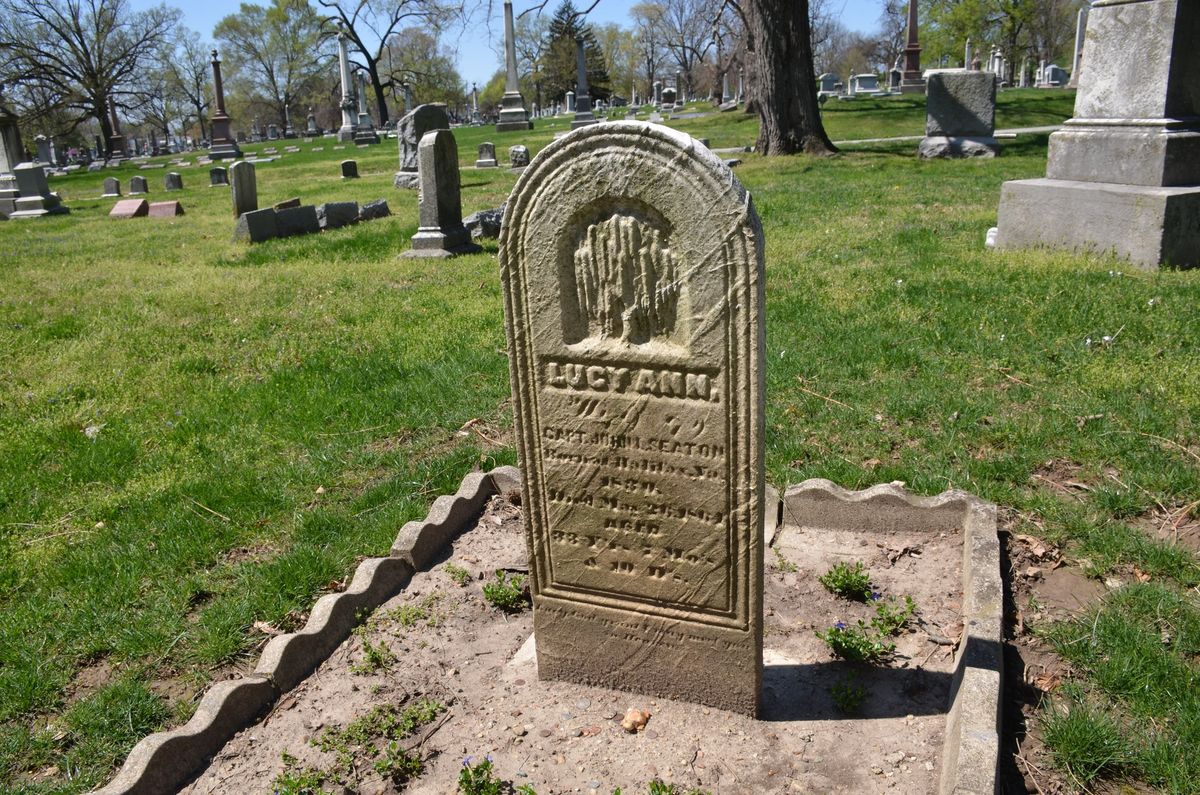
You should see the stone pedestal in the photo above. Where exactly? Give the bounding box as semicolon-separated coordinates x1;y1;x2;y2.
9;163;68;218
994;0;1200;269
208;50;243;160
402;130;481;258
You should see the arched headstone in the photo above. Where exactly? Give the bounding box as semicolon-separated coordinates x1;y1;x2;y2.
499;122;766;715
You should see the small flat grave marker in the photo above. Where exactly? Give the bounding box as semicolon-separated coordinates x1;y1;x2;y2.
148;200;184;217
109;199;148;218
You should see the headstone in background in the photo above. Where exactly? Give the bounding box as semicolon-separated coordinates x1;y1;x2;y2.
317;201;359;230
499;121;766;715
233;207;278;243
129;176;149;194
571;38;596;130
148;200;184;217
358;198;390;221
509;145;530;168
275;204;319;237
164;172;183;191
475;141;498;168
341;159;359;179
0;101;23;175
659;87;675;109
267;124;279;140
394;103;451;189
9;162;69;218
102;177;121;197
34;135;51;164
401;129;480;258
209;166;228;187
918;70;1000;159
109;199;148;218
229;161;257;217
995;0;1200;269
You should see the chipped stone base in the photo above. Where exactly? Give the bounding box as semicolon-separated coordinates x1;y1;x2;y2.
780;479;1001;795
918;136;1001;159
393;171;420;190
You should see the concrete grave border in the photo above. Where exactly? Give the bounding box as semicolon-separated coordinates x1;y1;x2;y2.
91;465;520;795
91;471;998;794
779;479;1002;795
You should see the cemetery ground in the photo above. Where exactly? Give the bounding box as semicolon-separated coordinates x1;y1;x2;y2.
0;88;1196;793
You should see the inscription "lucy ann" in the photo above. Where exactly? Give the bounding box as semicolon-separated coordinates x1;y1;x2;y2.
542;360;718;403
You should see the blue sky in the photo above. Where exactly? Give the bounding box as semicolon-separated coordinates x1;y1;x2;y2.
134;0;882;88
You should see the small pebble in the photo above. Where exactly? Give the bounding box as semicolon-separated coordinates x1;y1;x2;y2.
645;729;658;739
539;729;552;738
576;698;592;709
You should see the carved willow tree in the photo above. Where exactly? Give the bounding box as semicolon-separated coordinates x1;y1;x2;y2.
738;0;836;155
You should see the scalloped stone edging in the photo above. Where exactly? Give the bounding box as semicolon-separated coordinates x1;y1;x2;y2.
781;478;1002;795
91;465;519;795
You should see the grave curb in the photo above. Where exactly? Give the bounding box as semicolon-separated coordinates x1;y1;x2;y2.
90;465;518;795
780;479;1001;795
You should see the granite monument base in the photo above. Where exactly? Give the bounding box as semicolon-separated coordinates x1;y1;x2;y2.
402;228;481;258
995;177;1200;270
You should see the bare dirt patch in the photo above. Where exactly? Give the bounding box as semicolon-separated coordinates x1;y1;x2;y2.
182;496;969;794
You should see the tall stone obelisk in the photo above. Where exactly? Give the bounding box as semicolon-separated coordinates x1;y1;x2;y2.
208;50;242;160
899;0;925;93
497;0;533;131
570;37;595;129
1066;7;1088;89
336;29;358;142
354;71;380;143
108;103;127;160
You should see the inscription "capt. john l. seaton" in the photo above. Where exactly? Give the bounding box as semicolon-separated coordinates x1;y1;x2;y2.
542;359;719;403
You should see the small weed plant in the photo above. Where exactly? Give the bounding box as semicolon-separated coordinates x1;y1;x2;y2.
830;676;868;714
773;547;797;573
311;699;443;785
816;620;895;663
350;627;396;675
458;755;504;794
482;570;529;612
818;561;873;601
373;741;424;786
647;781;710;795
870;595;916;636
445;563;472;586
273;753;328;794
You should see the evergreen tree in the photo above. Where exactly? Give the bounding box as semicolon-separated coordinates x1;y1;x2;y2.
542;0;611;102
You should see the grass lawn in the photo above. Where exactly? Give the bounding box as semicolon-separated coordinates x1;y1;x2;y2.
1;92;1197;793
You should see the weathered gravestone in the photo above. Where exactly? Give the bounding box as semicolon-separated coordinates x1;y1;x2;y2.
317;201;359;230
148;200;184;217
401;130;480;258
129;175;148;194
233;207;277;243
994;0;1200;268
9;163;68;218
394;103;451;189
275;205;319;237
499;122;766;715
918;70;1000;159
209;166;228;186
341;159;359;179
229;161;257;217
102;177;121;197
509;145;530;168
109;199;148;218
474;141;498;168
164;172;183;191
358;198;390;221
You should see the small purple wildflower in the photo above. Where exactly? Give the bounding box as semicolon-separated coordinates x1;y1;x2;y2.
871;591;882;601
462;756;472;767
834;621;846;630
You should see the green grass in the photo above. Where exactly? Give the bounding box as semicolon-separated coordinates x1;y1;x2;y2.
1;96;1197;793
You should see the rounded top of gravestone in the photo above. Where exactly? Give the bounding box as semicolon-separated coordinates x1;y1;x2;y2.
501;121;762;359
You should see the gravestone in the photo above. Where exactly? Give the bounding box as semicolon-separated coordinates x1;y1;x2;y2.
273;197;301;210
109;199;148;218
164;172;183;191
129;176;148;194
509;144;530;168
148;200;184;217
660;87;676;108
210;166;228;187
317;201;359;229
0;101;23;176
9;163;69;218
498;121;766;715
918;70;1000;159
401;130;480;258
275;205;319;237
359;198;390;221
102;177;121;197
475;141;498;168
341;159;359;179
817;73;839;96
229;161;257;217
394;103;451;189
994;0;1200;269
233;207;277;243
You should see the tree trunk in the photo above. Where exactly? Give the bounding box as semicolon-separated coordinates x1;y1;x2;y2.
746;0;837;156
